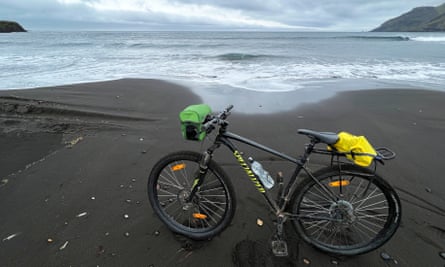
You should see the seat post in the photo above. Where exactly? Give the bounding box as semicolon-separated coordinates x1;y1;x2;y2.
300;140;316;165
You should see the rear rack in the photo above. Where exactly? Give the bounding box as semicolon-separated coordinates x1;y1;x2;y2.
375;147;396;160
310;146;396;174
311;146;396;161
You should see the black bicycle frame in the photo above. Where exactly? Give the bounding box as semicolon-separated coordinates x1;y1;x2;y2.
200;130;337;215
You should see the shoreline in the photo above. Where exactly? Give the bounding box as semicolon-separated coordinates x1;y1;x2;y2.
0;77;445;110
1;79;444;266
4;76;443;114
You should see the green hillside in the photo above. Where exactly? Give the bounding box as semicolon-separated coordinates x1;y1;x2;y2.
424;12;445;31
372;3;445;32
436;3;445;14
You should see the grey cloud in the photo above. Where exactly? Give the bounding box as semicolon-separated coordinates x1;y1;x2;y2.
1;0;445;31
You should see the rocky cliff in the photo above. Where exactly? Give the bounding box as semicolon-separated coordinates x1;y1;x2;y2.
0;21;27;33
372;3;445;32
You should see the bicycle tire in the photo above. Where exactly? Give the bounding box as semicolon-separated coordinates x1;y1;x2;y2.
147;151;236;240
290;164;401;255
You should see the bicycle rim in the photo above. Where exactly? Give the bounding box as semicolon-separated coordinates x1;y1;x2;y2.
150;155;232;237
292;166;400;255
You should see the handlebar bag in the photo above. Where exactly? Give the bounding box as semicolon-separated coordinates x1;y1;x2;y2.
331;132;377;167
179;104;212;141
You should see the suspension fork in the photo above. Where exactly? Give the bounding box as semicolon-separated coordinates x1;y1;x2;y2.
186;143;219;202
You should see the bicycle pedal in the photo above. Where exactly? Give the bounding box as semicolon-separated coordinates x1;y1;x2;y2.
271;240;288;257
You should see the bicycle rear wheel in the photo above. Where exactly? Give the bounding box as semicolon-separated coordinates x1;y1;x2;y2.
291;165;401;255
148;151;236;240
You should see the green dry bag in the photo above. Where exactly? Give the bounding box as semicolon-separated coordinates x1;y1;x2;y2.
179;104;212;141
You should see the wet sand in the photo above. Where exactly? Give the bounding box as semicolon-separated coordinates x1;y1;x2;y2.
0;79;444;266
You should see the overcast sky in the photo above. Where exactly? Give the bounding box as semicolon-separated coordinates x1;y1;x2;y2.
1;0;444;31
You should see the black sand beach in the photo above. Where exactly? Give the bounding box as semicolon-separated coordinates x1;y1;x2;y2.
1;79;444;266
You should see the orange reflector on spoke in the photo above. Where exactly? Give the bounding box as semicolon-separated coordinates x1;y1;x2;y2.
193;213;207;220
329;180;350;187
171;163;186;171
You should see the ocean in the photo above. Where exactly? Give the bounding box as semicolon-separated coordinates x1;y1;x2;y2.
1;31;445;110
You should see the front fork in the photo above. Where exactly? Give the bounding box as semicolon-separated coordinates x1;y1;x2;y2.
186;150;212;202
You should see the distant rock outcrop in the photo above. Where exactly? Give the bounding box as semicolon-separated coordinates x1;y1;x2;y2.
0;21;27;33
372;3;445;32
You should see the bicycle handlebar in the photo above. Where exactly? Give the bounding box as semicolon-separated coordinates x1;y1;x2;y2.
202;105;233;132
221;105;234;119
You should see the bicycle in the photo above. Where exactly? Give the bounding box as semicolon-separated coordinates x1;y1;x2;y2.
147;105;401;256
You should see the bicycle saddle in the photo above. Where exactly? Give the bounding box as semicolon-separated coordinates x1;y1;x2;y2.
298;129;339;145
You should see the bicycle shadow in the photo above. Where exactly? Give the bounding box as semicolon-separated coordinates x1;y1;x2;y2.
165;208;392;266
172;233;210;251
230;225;364;267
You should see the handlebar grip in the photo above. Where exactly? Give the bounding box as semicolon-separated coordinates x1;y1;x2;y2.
203;105;234;132
202;119;214;130
220;105;234;120
202;116;219;131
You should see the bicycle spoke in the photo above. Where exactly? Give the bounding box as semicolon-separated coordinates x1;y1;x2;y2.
340;229;350;246
166;163;187;186
349;223;373;242
355;199;387;211
356;213;388;223
178;163;194;189
302;218;330;230
199;185;224;193
299;210;331;219
355;210;388;216
292;166;401;254
156;188;178;197
349;179;365;203
358;219;381;235
200;199;227;206
305;220;331;239
199;202;223;224
358;216;385;229
148;151;236;241
160;160;228;230
351;187;378;206
158;174;184;190
168;204;184;221
359;204;389;211
200;178;221;188
310;184;336;203
200;196;226;212
325;226;340;245
301;197;331;212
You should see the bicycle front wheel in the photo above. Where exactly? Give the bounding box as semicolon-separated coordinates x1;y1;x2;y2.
291;165;401;255
147;151;236;240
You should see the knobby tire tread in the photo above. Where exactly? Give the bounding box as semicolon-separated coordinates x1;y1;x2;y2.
290;164;401;255
148;151;236;240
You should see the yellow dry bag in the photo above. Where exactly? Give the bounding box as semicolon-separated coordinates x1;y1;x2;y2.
330;132;377;167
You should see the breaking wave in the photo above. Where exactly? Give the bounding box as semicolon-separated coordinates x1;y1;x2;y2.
216;53;273;61
1;31;445;92
340;36;410;41
410;36;445;42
